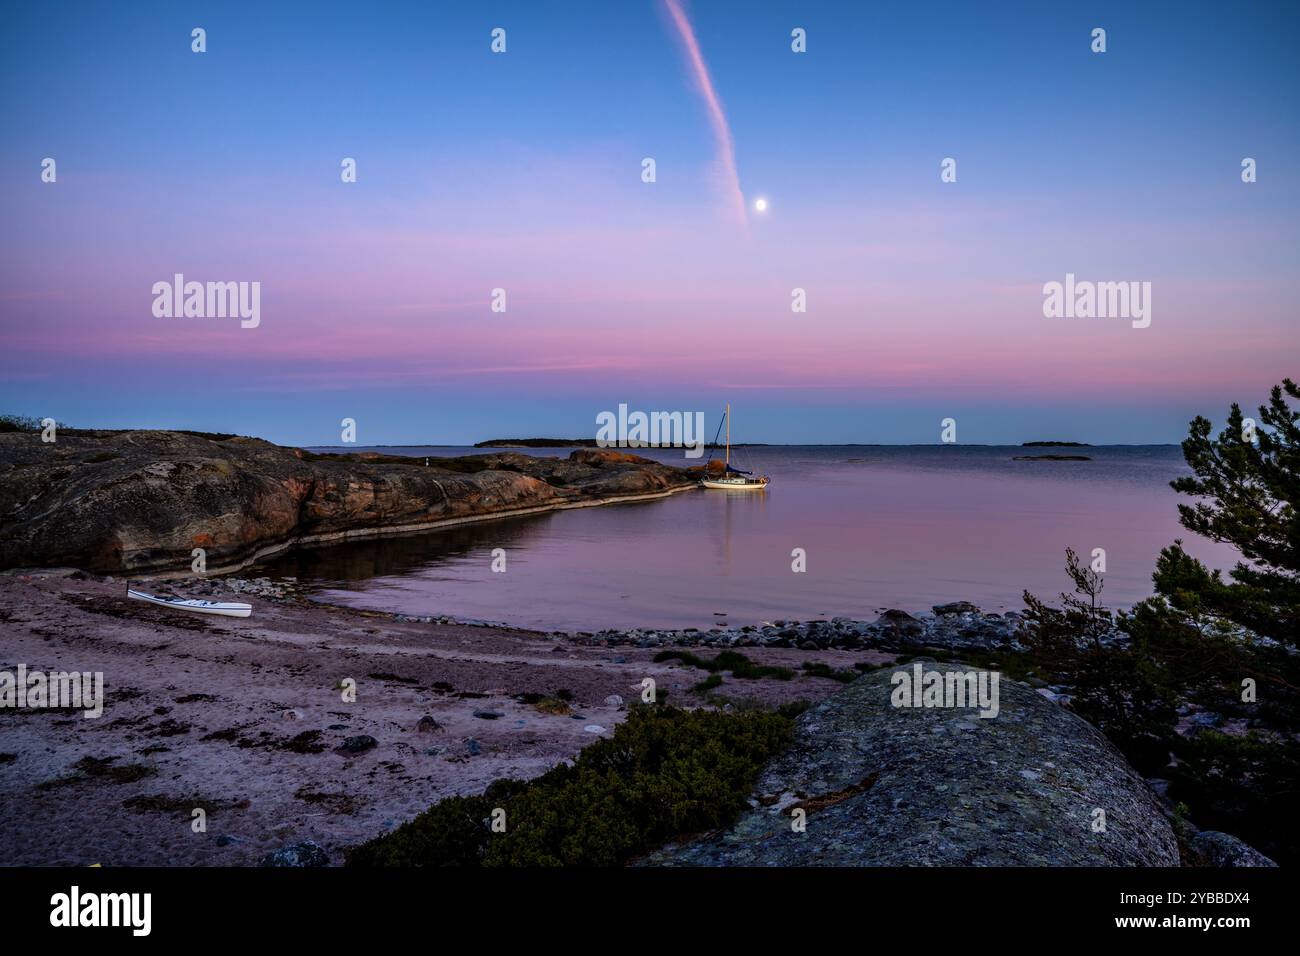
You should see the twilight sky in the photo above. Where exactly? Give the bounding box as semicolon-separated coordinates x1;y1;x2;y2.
2;0;1297;445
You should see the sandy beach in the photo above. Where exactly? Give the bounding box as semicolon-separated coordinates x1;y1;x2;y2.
0;568;885;866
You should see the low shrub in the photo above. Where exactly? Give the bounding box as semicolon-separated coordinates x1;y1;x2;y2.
346;704;793;867
800;661;858;683
653;649;794;681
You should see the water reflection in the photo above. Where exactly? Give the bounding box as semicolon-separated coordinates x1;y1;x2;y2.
260;512;555;584
255;446;1240;632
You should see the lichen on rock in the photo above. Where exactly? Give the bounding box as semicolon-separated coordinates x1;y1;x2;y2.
644;664;1180;866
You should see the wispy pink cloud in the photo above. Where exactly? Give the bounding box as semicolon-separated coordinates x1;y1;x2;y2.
662;0;748;229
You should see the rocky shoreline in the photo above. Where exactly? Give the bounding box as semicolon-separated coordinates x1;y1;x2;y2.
200;573;1047;648
0;430;697;575
569;603;1030;652
206;578;1031;650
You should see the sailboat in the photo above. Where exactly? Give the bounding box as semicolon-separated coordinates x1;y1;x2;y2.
700;403;769;490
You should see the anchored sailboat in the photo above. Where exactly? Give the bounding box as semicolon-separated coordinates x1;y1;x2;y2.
700;403;769;490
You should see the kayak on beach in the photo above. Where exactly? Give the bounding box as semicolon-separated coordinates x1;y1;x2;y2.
127;588;252;618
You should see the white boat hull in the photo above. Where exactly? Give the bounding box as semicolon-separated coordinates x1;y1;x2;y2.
701;477;768;490
127;589;252;618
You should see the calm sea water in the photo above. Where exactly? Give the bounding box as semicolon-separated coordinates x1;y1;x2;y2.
254;445;1238;632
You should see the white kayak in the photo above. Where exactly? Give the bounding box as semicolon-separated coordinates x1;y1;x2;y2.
127;589;252;618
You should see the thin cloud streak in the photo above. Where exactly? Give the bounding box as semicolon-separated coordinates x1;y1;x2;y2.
662;0;748;229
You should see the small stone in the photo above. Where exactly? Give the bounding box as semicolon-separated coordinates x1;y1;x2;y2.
932;601;980;616
258;840;329;868
583;724;607;734
335;734;378;755
603;694;624;709
416;716;442;733
465;738;482;755
472;709;502;720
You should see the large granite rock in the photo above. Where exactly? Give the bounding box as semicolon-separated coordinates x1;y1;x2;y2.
645;664;1179;866
0;431;694;573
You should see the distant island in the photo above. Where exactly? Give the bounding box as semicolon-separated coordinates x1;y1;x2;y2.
475;438;766;449
1020;441;1091;447
1013;454;1092;461
475;438;599;448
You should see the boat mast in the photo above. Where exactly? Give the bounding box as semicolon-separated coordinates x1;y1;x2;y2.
725;402;730;466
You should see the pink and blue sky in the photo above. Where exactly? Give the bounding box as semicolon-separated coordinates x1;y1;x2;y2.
2;0;1297;444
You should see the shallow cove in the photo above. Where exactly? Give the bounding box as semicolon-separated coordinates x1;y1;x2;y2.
251;444;1238;632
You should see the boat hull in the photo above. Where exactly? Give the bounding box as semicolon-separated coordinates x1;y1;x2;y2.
700;478;768;491
127;589;252;617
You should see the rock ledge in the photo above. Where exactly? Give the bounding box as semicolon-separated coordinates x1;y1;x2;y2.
645;664;1180;866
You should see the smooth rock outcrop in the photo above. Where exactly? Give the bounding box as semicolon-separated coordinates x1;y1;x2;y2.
645;664;1179;866
0;431;694;573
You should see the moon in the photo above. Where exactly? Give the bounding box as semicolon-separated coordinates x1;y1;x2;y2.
753;197;768;213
